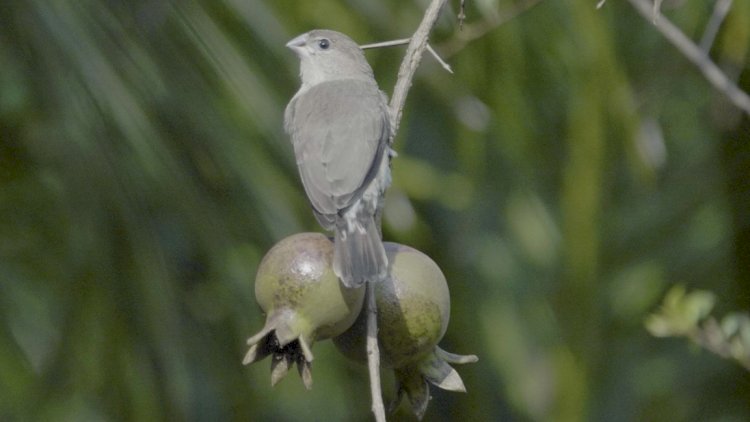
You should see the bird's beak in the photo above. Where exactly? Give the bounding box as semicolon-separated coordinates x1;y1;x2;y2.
285;33;308;55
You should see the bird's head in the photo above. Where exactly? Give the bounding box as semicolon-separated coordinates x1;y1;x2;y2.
286;29;375;87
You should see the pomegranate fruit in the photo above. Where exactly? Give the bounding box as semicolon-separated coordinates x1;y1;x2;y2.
242;232;365;389
333;242;477;419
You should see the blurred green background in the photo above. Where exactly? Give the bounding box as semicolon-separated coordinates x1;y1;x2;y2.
2;0;749;420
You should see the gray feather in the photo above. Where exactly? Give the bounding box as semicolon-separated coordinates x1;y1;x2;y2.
286;79;389;218
333;212;388;288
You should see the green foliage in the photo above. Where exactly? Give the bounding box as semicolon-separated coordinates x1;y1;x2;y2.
646;285;717;338
647;285;750;372
1;0;749;420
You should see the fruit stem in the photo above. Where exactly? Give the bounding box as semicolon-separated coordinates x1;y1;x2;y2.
367;282;386;422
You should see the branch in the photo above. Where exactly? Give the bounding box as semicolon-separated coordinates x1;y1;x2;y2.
388;0;449;137
366;1;449;420
699;0;733;54
366;284;385;422
626;0;750;117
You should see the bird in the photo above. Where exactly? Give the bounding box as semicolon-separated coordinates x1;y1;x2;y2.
284;29;392;288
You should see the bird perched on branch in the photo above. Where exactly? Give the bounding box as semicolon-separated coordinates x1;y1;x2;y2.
284;29;392;288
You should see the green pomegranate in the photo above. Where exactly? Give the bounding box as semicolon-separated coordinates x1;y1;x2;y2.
242;232;365;389
333;242;477;419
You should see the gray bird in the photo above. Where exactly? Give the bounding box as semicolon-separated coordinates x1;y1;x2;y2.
284;29;392;288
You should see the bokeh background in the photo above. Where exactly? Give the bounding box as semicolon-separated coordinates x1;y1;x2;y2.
2;0;749;420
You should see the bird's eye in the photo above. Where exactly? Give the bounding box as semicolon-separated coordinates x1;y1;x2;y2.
317;39;330;50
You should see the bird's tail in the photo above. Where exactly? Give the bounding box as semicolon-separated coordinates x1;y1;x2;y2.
333;217;388;288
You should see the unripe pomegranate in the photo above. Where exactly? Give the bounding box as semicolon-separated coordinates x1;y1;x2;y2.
333;242;477;419
242;232;365;389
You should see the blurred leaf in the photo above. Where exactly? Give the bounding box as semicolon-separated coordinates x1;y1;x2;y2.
645;285;716;337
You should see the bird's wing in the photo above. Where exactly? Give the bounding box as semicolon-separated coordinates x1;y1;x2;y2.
285;79;390;216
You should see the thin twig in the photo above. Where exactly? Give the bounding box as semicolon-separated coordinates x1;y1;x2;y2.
427;44;454;73
626;0;750;117
699;0;733;53
361;38;453;74
439;0;543;57
459;0;467;30
361;38;411;49
652;0;664;22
